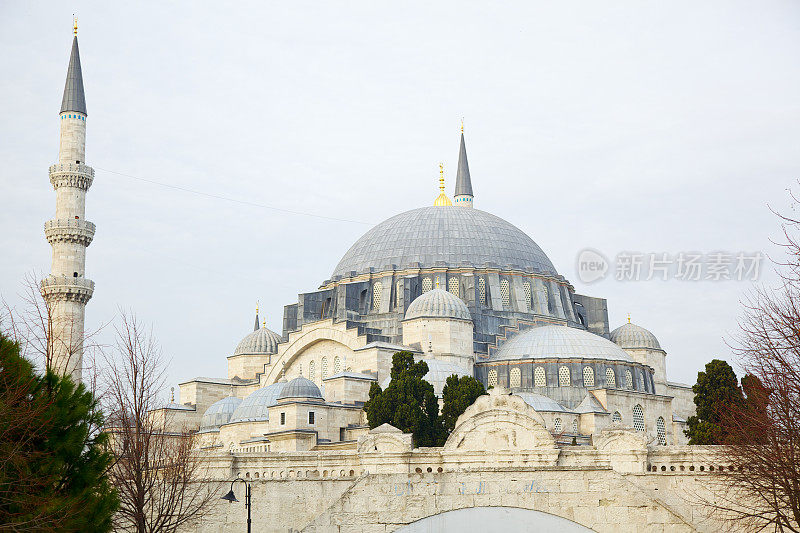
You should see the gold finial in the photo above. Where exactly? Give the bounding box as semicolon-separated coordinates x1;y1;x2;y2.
627;313;631;324
73;16;78;36
460;118;464;134
262;318;266;328
434;163;452;206
256;301;259;314
435;278;440;289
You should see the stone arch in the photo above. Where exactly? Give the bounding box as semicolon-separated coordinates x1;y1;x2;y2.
395;507;596;532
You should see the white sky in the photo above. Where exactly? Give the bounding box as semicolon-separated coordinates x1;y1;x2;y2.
2;1;799;395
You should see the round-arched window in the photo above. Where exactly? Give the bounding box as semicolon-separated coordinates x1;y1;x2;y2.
309;360;316;381
656;416;666;445
583;366;595;387
534;366;546;387
448;277;459;298
633;404;645;432
478;277;487;305
509;368;521;388
422;278;432;292
372;282;383;311
559;366;571;387
321;357;329;380
333;356;342;375
606;368;616;388
500;279;510;307
572;419;578;434
522;281;531;311
487;369;498;387
625;369;634;389
553;418;563;433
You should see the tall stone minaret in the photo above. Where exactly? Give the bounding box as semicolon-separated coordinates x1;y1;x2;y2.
41;21;95;383
453;123;474;207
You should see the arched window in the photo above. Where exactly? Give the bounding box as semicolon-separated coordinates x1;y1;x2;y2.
509;368;521;388
625;369;633;389
606;368;616;388
448;277;459;298
553;418;563;433
478;277;487;305
656;416;666;445
309;360;316;381
534;366;546;387
633;404;645;432
559;366;571;387
612;411;622;423
395;280;403;308
500;279;510;307
422;277;432;292
487;369;498;387
372;282;383;311
321;357;329;380
572;419;578;434
583;366;595;387
522;281;531;311
333;356;342;374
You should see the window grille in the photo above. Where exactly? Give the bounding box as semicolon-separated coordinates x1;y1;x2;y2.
633;405;645;432
500;279;510;307
509;368;521;388
534;366;546;387
487;369;498;387
559;366;571;387
448;277;459;298
613;411;622;423
656;416;666;445
554;418;562;433
333;356;342;374
422;278;432;292
523;281;531;311
321;357;328;379
583;366;595;387
372;282;382;311
606;368;616;388
572;419;578;434
625;369;633;389
309;360;315;381
478;277;486;305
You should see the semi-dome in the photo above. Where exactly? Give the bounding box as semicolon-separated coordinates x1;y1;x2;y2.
200;396;242;430
494;325;633;362
380;358;472;396
405;288;471;321
277;376;323;401
610;322;662;351
234;325;281;356
332;206;557;279
514;392;567;412
229;382;286;423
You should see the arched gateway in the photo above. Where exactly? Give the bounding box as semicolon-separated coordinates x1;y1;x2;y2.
396;507;595;532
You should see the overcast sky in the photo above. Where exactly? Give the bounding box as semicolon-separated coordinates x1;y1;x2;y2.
2;1;800;396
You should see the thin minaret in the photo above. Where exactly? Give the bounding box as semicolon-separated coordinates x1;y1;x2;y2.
454;120;474;207
41;19;95;383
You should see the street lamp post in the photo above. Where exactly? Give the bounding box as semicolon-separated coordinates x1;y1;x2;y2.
221;476;252;533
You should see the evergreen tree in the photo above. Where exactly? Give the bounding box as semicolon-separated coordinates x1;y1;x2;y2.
685;359;744;444
0;332;118;532
364;351;445;447
440;375;486;435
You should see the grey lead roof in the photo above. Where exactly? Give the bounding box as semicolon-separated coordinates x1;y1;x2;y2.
609;322;662;351
454;133;473;197
331;206;557;278
405;288;472;321
493;324;633;362
61;37;87;115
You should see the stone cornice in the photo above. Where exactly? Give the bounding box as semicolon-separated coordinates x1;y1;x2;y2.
40;275;94;303
49;162;94;190
44;218;95;246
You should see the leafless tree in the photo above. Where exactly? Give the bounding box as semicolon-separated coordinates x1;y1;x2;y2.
103;311;217;533
703;201;800;532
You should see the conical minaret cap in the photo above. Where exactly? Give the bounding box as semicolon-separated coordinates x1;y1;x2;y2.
60;36;87;115
454;132;473;197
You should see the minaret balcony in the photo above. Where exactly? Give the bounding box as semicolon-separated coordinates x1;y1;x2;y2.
40;275;94;303
49;162;94;190
44;219;95;246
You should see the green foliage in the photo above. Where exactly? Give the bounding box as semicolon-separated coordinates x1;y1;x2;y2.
364;351;445;447
685;359;744;445
440;375;486;435
0;332;118;532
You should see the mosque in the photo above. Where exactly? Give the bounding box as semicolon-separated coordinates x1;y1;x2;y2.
48;28;738;532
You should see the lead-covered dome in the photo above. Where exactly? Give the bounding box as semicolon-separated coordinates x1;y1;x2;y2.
234;326;281;356
200;396;242;430
405;288;471;321
332;206;557;279
229;382;286;423
610;322;662;351
380;358;472;396
277;376;323;401
494;325;632;362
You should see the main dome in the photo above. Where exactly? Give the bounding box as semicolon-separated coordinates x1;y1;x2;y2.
331;206;557;279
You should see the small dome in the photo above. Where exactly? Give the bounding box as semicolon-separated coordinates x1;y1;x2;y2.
494;325;632;362
234;326;281;356
514;392;566;412
405;288;471;321
610;322;662;351
380;358;472;396
229;382;286;423
277;376;324;401
200;396;242;430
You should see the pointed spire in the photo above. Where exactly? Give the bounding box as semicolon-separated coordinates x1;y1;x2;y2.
60;30;87;115
454;125;474;207
253;302;260;331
